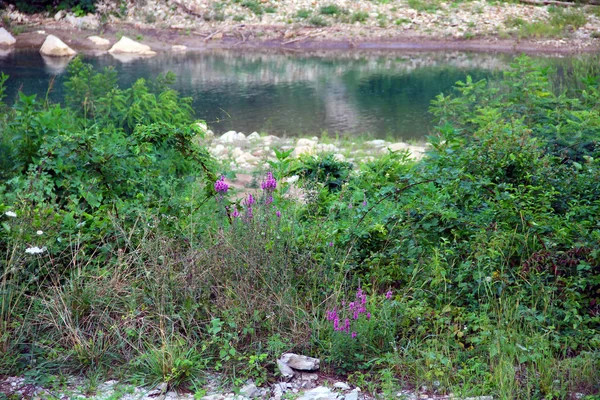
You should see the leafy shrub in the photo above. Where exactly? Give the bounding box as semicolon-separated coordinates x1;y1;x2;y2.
6;0;97;14
351;11;369;23
319;4;346;16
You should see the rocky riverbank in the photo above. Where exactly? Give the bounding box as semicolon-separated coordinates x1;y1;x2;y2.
1;0;600;54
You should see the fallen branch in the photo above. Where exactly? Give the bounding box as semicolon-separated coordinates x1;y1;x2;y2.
204;30;223;42
519;0;600;6
172;0;204;17
282;30;326;45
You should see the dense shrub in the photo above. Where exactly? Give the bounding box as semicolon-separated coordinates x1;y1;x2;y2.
0;55;598;398
5;0;97;14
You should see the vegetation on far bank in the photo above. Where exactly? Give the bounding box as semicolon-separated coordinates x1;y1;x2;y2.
0;55;599;399
2;0;600;42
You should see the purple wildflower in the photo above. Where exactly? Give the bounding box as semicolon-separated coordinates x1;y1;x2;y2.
232;208;240;218
245;206;253;221
261;172;277;192
265;195;273;205
245;194;255;206
386;290;393;300
351;332;357;339
344;318;350;332
334;318;340;331
328;241;334;247
214;176;229;194
276;210;281;218
366;312;371;320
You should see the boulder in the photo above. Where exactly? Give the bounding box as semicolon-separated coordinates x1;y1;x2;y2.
247;131;261;141
108;36;156;56
65;14;100;29
171;44;188;52
240;382;260;398
279;353;320;371
219;131;246;143
333;382;351;391
296;386;338;400
88;36;110;47
276;359;295;378
0;28;16;46
39;35;76;57
54;10;64;21
293;138;318;157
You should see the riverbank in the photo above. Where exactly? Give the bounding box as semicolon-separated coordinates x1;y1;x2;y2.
1;0;600;54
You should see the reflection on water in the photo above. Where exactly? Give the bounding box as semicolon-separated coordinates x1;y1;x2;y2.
0;49;587;139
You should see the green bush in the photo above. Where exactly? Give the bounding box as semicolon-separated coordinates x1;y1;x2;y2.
6;0;97;14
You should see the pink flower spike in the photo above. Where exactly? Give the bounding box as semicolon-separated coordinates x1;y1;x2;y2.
276;210;281;218
351;332;357;338
214;176;229;194
367;312;371;320
386;290;393;300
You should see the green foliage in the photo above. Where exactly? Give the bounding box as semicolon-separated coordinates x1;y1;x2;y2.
319;4;346;16
241;0;263;15
1;54;599;398
407;0;441;12
350;11;369;23
295;9;312;19
6;0;97;14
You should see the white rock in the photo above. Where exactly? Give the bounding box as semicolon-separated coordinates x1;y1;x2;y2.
333;154;346;162
210;144;226;157
277;359;295;378
333;382;351;391
317;143;339;152
388;142;410;152
172;44;188;51
344;390;359;400
88;36;110;46
108;36;156;56
366;139;387;147
297;138;317;148
247;132;261;140
65;14;100;29
0;27;16;46
219;131;246;143
296;386;338;400
240;382;260;398
201;395;226;400
54;10;64;21
279;353;320;371
299;372;318;381
293;146;315;157
40;35;76;57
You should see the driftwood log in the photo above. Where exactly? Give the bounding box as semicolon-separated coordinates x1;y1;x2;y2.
519;0;600;6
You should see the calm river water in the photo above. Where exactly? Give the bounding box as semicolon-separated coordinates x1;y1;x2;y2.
0;49;591;140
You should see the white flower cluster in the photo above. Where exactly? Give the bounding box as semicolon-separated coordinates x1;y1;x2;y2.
25;246;47;254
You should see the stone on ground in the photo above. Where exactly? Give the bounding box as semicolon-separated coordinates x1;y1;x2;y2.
0;27;16;46
108;36;156;56
88;36;110;46
39;35;76;57
279;353;320;371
